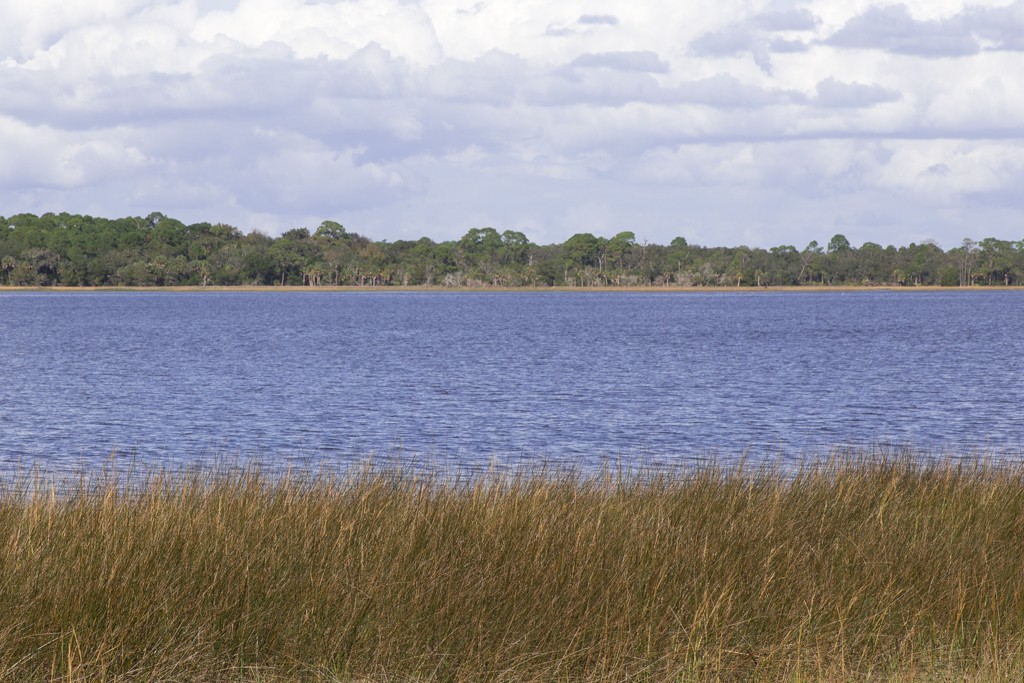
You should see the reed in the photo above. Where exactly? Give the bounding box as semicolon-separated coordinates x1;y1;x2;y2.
1;454;1023;681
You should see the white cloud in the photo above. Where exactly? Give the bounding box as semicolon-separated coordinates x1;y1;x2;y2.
672;75;797;108
578;15;619;27
827;1;1024;56
0;0;1022;249
812;77;902;108
869;140;1024;198
570;51;669;74
923;65;1024;131
0;116;147;189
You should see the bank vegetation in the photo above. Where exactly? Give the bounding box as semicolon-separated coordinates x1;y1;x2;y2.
2;211;1023;288
2;455;1024;681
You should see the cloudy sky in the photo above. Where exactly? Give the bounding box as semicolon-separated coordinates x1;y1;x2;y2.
1;0;1022;248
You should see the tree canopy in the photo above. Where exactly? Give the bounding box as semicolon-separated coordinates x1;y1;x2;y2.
1;212;1022;288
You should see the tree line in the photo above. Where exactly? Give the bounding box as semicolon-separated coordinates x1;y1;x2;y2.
1;211;1022;288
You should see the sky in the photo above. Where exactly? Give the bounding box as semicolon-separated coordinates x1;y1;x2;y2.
1;0;1022;249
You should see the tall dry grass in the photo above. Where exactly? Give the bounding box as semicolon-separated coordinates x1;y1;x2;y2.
0;455;1023;681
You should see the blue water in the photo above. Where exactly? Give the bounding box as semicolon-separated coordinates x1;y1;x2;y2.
0;291;1022;472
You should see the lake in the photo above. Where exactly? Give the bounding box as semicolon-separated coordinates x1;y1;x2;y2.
1;291;1022;473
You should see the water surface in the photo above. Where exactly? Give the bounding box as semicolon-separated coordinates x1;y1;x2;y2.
1;291;1021;472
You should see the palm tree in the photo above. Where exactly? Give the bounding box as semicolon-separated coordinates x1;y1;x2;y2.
0;256;14;285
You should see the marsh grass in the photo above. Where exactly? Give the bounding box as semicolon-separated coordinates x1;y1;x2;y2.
1;454;1024;681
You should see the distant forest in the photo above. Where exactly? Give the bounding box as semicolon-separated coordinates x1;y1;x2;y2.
1;211;1022;288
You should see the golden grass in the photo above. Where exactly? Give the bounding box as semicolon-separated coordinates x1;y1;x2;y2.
3;284;1022;293
2;456;1024;681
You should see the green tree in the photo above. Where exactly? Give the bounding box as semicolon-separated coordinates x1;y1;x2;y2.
1;255;15;285
240;233;277;285
500;230;531;266
955;238;979;287
458;227;503;280
977;238;1016;285
313;220;347;242
561;233;604;284
798;240;823;283
605;231;636;270
827;234;851;253
270;229;318;285
767;245;799;285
